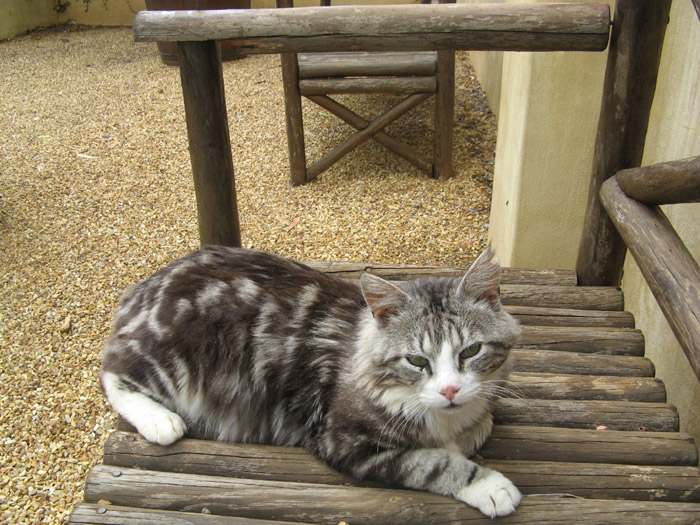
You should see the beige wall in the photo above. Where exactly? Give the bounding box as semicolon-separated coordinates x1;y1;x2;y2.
1;0;58;40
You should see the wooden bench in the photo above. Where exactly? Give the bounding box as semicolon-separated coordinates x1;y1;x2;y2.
69;2;700;523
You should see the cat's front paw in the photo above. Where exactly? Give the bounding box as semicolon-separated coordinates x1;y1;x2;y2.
457;467;521;518
137;411;187;446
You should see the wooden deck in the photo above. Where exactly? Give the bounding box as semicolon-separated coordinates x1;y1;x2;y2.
69;264;700;524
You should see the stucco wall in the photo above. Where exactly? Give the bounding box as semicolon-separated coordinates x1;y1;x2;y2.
1;0;58;40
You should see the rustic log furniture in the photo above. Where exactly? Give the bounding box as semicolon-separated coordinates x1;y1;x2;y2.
278;0;457;185
69;2;700;523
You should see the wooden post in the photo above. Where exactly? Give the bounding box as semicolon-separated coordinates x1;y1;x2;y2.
433;0;455;180
615;156;700;205
178;40;241;247
277;0;307;186
576;0;671;286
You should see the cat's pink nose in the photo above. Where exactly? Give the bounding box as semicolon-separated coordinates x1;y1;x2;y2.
440;385;460;402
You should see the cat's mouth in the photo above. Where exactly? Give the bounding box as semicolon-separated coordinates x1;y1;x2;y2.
444;402;463;410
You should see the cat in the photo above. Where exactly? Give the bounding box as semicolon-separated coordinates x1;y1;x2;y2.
100;245;522;517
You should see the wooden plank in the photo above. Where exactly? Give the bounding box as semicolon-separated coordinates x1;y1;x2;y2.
70;503;306;524
576;0;672;286
299;76;436;94
178;41;241;247
133;4;611;53
482;426;698;466
601;177;700;380
82;466;700;524
506;306;634;328
615;155;700;204
482;460;700;502
302;260;578;285
434;47;455;179
508;372;665;402
500;285;623;311
494;399;679;432
305;93;430;181
306;94;433;175
298;51;437;78
518;326;644;356
510;349;655;377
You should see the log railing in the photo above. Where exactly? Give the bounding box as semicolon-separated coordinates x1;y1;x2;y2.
600;155;700;381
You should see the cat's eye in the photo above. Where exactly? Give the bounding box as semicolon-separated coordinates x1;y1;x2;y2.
460;343;482;359
406;355;429;368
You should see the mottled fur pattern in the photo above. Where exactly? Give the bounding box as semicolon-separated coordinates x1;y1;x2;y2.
101;246;522;517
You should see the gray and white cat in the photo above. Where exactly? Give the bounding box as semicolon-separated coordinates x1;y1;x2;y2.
101;246;522;517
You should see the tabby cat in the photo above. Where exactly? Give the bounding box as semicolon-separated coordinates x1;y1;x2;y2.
101;246;522;517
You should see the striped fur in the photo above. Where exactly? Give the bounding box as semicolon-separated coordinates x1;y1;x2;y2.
101;246;522;517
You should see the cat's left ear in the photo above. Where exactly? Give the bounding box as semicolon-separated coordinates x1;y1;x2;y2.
457;247;501;305
360;273;409;325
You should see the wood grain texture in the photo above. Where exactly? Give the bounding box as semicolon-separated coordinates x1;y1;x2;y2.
133;4;611;53
506;305;634;328
510;349;654;377
178;41;241;247
298;51;437;78
81;466;700;524
499;285;623;311
576;0;672;286
299;76;436;95
600;177;700;380
518;325;644;355
616;155;700;204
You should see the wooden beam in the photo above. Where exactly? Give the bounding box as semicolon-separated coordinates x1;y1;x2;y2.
82;466;700;523
178;41;241;247
615;155;700;204
600;177;700;381
306;95;433;175
576;0;672;286
133;4;611;53
510;349;655;377
297;51;437;79
299;76;436;95
518;325;644;355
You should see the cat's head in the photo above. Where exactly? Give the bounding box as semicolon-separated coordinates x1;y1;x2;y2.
357;248;520;429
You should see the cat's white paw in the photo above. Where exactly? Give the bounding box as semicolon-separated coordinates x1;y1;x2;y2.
137;410;187;446
457;467;521;518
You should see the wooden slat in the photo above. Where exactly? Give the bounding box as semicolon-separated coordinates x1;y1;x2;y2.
494;399;678;432
298;51;437;78
601;177;700;381
82;466;700;524
500;285;623;311
615;155;700;205
133;4;611;53
508;372;665;402
518;326;644;355
70;503;306;524
300;76;436;94
303;260;578;285
482;426;698;466
507;305;634;328
510;349;655;377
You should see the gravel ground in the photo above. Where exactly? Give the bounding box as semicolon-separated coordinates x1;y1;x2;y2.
0;26;496;523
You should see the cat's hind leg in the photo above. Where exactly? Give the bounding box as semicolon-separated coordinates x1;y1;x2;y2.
101;371;186;446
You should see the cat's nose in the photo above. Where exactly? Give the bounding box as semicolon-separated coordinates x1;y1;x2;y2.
439;385;460;401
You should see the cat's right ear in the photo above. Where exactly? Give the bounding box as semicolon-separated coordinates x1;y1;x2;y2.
360;273;408;325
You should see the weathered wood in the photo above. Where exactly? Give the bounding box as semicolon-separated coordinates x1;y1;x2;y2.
298;51;437;79
600;177;700;381
305;93;431;182
306;95;432;175
576;0;672;286
299;76;436;95
280;53;306;186
518;325;644;355
434;48;455;179
70;503;306;524
508;372;665;402
616;155;700;204
482;425;698;466
82;466;700;524
693;0;700;22
133;4;611;53
482;460;700;502
500;285;623;311
506;305;634;328
510;349;655;377
494;399;678;432
178;41;240;247
302;260;578;285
